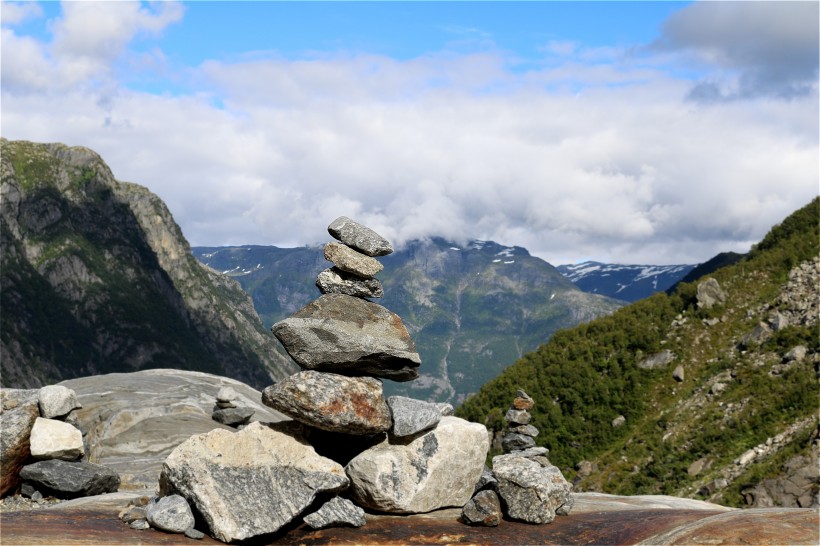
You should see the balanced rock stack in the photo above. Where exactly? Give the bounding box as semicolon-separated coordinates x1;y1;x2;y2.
158;217;489;543
211;385;254;428
462;389;573;527
501;389;539;453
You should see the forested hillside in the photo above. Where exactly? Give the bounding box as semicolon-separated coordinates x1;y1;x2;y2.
457;198;819;508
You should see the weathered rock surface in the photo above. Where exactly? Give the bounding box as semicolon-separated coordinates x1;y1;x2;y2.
324;242;384;278
461;489;502;526
638;349;676;370
262;371;391;435
696;277;726;309
0;389;39;496
328;216;394;257
501;432;536;452
210;406;254;427
58;370;287;489
504;408;531;425
316;267;384;298
38;385;82;419
493;452;572;524
271;294;421;381
159;421;349;542
346;416;489;514
214;386;237;403
512;390;534;410
303;496;366;529
3;491;818;546
473;465;498;494
146;494;195;534
387;396;442;437
19;460;120;498
29;417;84;461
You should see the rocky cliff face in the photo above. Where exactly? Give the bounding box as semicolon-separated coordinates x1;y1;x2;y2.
0;139;295;389
195;239;626;403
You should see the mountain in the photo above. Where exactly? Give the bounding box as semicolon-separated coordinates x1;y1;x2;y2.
456;198;819;508
557;261;696;302
668;252;746;294
0;139;296;389
193;238;627;403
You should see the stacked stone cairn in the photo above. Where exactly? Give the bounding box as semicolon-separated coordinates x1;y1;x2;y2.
461;389;574;526
0;385;120;502
156;217;490;543
210;385;254;427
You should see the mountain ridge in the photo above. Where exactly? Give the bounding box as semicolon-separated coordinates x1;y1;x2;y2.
456;197;819;508
0;139;296;389
558;261;696;302
194;237;627;403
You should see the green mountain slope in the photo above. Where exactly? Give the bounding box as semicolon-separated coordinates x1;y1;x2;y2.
194;238;626;403
456;198;819;508
0;139;295;389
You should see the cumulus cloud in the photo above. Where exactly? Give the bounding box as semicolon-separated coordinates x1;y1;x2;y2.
1;2;817;266
651;1;819;100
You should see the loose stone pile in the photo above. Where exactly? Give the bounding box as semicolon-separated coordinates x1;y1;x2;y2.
156;217;490;542
0;386;120;501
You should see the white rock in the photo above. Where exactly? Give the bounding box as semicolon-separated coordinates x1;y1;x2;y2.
29;417;84;461
346;416;489;514
160;421;348;543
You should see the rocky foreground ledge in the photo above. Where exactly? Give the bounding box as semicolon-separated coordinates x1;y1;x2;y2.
2;490;817;545
1;369;817;545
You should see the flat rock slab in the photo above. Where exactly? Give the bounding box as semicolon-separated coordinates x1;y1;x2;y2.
272;294;421;381
58;369;287;489
2;495;817;545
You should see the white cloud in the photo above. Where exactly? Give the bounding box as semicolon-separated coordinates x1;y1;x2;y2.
1;2;817;267
1;1;43;25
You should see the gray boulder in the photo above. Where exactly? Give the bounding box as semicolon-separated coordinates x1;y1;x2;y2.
159;421;349;543
316;267;384;299
696;278;726;309
461;489;502;527
502;432;536;453
303;496;367;529
38;385;82;419
146;494;195;534
504;408;531;425
29;417;84;460
272;294;421;381
211;406;254;427
19;459;120;498
508;424;539;437
262;371;391;435
492;452;572;524
346;416;489;514
387;396;442;437
638;350;676;370
324;242;384;278
0;388;39;496
328;216;394;257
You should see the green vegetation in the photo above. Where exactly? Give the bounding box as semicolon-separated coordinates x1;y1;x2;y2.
456;197;819;507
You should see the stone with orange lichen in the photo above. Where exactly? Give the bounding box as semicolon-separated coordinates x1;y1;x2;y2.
262;371;391;435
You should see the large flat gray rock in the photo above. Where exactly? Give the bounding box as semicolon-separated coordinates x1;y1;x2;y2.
58;369;287;490
272;294;421;381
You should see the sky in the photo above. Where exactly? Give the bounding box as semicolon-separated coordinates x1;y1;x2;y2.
2;1;818;266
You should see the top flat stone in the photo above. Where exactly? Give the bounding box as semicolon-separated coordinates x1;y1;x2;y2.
328;216;393;257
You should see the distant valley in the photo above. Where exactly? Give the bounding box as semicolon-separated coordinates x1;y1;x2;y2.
193;239;626;403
